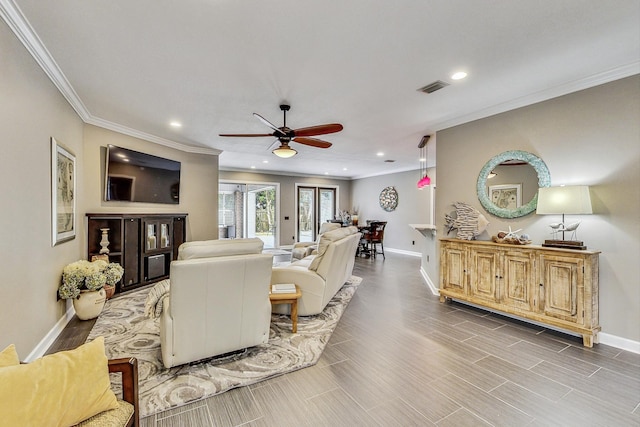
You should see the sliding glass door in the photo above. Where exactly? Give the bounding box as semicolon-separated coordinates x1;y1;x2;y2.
247;184;277;248
297;186;336;242
219;181;279;248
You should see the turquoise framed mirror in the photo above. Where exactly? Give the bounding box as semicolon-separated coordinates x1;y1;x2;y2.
477;150;551;218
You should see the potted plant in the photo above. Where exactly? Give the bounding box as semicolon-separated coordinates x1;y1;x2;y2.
102;261;124;299
58;260;124;320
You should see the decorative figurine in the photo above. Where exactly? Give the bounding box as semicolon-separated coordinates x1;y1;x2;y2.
444;202;489;240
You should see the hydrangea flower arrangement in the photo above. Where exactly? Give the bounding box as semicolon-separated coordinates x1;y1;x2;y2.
58;260;124;299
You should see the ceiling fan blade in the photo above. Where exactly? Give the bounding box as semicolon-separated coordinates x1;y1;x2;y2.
253;113;286;136
293;137;332;149
293;123;343;137
219;133;274;137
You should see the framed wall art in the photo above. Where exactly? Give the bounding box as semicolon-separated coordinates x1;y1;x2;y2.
488;183;522;210
51;137;76;246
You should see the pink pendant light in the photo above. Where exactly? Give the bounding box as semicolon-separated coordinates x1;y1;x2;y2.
417;175;431;188
417;135;431;189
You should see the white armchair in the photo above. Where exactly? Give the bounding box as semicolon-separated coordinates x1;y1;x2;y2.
291;222;342;261
160;238;273;368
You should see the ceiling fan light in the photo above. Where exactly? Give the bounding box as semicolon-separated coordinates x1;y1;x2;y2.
272;146;297;158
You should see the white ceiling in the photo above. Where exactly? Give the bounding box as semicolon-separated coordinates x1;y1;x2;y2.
2;0;638;179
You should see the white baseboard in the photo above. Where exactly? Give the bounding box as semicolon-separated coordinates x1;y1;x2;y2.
386;247;421;257
419;266;439;296
24;303;75;362
599;333;640;354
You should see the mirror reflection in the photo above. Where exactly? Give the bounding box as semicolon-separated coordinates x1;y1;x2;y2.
477;150;551;218
486;161;538;208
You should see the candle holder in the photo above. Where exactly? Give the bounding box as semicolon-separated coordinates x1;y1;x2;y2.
99;228;110;254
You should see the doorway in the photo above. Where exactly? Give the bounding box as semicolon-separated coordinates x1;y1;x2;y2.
219;181;279;248
296;185;337;242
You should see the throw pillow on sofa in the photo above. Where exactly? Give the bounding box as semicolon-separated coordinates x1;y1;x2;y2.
0;344;19;367
0;336;118;427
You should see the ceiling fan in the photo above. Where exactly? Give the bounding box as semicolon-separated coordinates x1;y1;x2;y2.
219;104;343;158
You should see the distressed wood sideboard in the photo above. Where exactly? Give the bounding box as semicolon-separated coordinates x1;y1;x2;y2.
439;238;600;347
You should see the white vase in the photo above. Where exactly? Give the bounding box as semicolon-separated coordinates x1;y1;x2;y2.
73;289;106;320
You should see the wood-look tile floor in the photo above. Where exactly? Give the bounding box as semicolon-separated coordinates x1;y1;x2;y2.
49;253;640;426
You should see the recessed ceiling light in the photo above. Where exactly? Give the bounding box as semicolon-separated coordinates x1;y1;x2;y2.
262;160;269;163
250;165;256;169
377;152;384;157
324;172;329;175
419;157;426;162
343;167;348;171
451;71;467;80
170;121;182;128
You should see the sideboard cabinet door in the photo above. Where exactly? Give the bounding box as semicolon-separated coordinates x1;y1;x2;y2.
501;249;536;312
439;240;467;300
468;247;499;305
539;254;582;324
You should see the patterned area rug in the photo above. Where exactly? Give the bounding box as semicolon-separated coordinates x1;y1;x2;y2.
86;276;362;418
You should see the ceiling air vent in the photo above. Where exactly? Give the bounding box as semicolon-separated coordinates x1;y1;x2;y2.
417;80;449;94
384;159;396;163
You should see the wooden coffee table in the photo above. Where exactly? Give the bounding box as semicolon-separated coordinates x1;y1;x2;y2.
269;285;302;333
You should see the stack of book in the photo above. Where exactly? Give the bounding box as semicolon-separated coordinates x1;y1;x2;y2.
271;283;296;294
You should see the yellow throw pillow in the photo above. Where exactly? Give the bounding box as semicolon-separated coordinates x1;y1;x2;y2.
0;337;118;427
0;344;19;367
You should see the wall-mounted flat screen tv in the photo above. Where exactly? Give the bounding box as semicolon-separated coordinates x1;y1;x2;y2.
105;145;180;204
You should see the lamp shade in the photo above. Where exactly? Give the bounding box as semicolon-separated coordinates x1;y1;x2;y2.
536;186;592;215
272;145;297;158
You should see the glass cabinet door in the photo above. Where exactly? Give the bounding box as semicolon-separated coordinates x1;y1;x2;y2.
160;223;170;248
146;223;157;250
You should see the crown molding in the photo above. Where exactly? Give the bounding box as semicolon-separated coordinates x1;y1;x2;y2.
0;0;91;120
0;0;219;156
86;116;221;156
433;62;640;132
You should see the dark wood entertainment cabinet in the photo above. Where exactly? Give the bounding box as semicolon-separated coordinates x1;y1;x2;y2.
86;213;187;293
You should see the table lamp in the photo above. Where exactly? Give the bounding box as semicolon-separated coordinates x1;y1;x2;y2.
536;185;592;250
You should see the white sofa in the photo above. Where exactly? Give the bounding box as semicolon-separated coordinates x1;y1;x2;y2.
271;226;360;316
160;238;273;368
290;222;342;261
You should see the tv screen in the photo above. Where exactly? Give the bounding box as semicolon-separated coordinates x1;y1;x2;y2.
105;145;180;204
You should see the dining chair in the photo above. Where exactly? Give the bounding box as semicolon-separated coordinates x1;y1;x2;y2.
364;221;387;259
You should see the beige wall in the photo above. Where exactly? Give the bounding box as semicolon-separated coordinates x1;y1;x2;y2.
436;75;640;343
1;21;85;356
83;125;219;242
219;171;351;246
0;21;220;357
